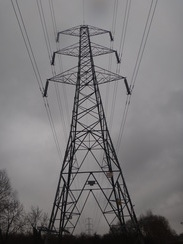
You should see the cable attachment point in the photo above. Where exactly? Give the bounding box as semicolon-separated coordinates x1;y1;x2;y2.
51;52;56;66
124;78;131;95
109;31;114;41
115;51;121;64
43;80;49;97
56;32;60;42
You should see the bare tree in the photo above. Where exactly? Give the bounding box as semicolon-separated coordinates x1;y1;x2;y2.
1;192;24;238
26;206;42;229
0;170;25;240
25;206;48;233
0;170;11;212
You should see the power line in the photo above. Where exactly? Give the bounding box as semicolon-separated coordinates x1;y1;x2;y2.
104;0;118;118
83;0;85;25
107;0;131;144
36;0;52;62
96;0;120;229
111;0;119;37
130;0;158;90
36;0;67;155
118;0;131;62
116;0;158;153
49;0;70;130
47;2;85;229
48;0;57;40
108;0;131;134
11;0;63;162
11;0;44;93
44;99;63;160
37;0;69;143
108;0;131;140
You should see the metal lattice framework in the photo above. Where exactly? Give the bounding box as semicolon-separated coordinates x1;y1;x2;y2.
44;25;142;240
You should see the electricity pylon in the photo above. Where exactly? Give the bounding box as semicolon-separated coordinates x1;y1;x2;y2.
44;25;142;241
86;218;93;235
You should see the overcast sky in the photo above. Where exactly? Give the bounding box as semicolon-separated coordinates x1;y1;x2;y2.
0;0;183;235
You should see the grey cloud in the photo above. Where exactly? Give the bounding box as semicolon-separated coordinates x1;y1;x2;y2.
0;0;183;235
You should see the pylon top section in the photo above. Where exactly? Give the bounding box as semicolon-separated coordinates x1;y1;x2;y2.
57;25;113;42
43;25;131;97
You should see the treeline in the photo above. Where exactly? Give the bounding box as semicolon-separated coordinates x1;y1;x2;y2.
1;169;183;244
1;231;183;244
0;169;48;243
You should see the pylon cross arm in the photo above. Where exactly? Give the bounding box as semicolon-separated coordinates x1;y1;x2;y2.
44;66;128;97
94;66;125;84
56;25;113;42
52;42;118;63
49;66;78;85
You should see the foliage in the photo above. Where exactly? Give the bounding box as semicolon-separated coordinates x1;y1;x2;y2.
0;231;183;244
139;210;177;244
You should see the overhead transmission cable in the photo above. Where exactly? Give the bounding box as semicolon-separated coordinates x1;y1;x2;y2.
36;0;68;150
118;0;131;68
108;0;131;133
48;0;57;40
48;0;70;129
95;27;123;230
95;0;119;231
108;0;130;131
11;0;63;162
48;1;85;229
116;0;158;153
111;0;119;37
38;0;69;142
104;0;118;118
83;0;85;25
130;0;158;91
48;0;85;227
112;0;131;153
37;0;69;142
11;0;44;92
36;0;52;60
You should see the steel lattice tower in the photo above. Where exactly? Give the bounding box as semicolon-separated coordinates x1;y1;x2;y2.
44;25;142;240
